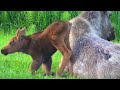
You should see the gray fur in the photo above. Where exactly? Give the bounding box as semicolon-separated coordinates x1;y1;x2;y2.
67;11;120;79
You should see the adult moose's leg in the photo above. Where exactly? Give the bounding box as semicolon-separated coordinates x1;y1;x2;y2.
42;57;54;76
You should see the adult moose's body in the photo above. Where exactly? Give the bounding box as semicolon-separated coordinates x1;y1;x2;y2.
65;11;120;79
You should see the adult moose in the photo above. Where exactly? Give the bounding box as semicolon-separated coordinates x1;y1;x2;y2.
1;21;72;76
64;11;120;79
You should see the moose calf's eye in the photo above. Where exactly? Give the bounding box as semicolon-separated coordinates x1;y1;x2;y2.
10;42;15;45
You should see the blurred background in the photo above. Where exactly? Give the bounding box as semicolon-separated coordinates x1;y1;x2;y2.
0;11;119;41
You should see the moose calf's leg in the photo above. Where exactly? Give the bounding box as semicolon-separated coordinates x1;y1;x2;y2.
57;44;72;76
30;60;42;74
42;58;54;76
59;56;69;72
42;64;47;76
60;59;73;75
52;41;72;76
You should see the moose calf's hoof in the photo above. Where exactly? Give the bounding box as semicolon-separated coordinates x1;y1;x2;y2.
43;72;55;76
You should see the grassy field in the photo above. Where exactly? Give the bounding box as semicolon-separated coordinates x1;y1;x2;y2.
0;11;120;79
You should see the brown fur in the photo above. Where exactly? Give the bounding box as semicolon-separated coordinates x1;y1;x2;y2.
1;21;72;76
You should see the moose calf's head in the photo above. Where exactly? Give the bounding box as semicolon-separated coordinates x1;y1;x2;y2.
1;28;26;55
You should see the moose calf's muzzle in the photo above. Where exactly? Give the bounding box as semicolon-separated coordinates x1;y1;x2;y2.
1;49;8;55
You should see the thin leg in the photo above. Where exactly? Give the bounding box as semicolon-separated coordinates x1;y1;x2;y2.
30;58;43;74
42;58;54;76
59;56;69;72
51;40;72;76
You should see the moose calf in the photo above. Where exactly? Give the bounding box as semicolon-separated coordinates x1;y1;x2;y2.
1;21;72;76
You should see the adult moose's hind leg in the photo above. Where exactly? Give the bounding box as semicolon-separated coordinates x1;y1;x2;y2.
51;40;72;76
42;57;54;76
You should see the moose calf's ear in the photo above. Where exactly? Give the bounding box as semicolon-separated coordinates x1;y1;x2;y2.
16;27;26;41
16;28;21;37
20;27;26;35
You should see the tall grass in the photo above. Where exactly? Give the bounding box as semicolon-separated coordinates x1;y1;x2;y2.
0;11;80;33
0;11;120;41
110;11;120;42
